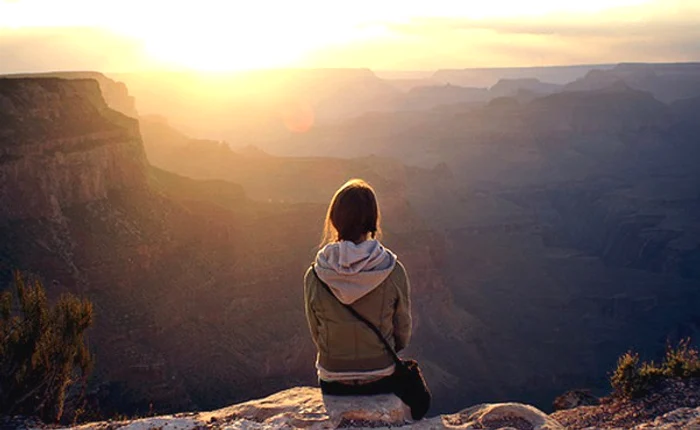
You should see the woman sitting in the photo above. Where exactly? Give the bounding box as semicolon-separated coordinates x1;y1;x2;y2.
304;178;412;395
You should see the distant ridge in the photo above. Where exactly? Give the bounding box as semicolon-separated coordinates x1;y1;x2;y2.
431;64;616;87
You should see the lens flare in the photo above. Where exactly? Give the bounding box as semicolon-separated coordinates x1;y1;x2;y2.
280;100;315;133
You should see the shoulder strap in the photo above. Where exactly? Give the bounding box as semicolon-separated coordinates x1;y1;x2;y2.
311;266;401;365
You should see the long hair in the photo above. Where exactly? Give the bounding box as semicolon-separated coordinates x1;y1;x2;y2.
320;179;382;247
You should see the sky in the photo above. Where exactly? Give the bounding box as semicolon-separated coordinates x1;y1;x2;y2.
1;0;699;73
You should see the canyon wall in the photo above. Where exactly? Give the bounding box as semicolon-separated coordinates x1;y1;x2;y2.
0;78;146;220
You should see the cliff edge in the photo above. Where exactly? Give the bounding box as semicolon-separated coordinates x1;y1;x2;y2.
57;382;700;430
66;387;563;430
0;78;147;219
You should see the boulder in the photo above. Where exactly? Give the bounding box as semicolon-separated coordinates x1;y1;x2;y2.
440;403;564;430
323;392;410;427
553;390;599;411
200;387;409;428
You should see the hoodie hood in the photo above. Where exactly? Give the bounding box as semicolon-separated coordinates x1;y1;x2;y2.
314;239;397;304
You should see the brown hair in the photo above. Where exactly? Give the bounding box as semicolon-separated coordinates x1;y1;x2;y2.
321;179;382;247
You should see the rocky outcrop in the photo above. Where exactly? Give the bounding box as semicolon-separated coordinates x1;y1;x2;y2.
637;407;700;429
66;387;563;430
553;390;599;411
552;379;700;429
62;379;700;429
2;72;138;117
0;78;147;219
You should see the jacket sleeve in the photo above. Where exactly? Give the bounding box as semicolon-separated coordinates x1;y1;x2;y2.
392;262;412;352
303;267;321;348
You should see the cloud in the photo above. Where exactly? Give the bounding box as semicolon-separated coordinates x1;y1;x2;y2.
365;2;700;68
384;0;700;39
388;17;700;38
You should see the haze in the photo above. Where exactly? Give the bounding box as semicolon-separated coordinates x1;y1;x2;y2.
4;0;700;420
2;0;700;72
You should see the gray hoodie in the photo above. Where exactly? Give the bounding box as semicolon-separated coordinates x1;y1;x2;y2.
314;239;397;304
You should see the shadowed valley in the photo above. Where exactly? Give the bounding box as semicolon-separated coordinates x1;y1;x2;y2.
1;63;700;422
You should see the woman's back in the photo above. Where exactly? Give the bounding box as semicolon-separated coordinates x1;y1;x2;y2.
304;257;411;375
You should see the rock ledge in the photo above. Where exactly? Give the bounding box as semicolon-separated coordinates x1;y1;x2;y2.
66;387;562;430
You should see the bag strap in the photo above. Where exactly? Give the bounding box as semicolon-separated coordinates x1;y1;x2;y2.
311;266;401;365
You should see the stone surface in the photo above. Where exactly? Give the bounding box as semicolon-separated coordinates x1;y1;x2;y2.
61;387;564;430
47;386;700;429
200;387;409;428
552;379;700;429
630;406;700;429
322;393;410;427
441;402;564;430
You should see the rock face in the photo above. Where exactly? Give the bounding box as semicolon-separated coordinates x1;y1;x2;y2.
68;387;563;430
2;72;138;117
0;78;147;219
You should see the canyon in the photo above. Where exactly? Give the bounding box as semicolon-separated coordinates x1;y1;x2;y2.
0;76;457;418
1;63;699;421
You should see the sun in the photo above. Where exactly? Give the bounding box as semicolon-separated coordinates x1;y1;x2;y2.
139;19;306;70
130;2;369;71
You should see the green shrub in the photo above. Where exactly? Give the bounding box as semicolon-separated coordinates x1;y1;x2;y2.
611;351;646;398
0;271;94;422
611;339;700;399
662;338;700;378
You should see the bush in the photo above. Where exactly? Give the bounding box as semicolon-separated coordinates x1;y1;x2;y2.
662;338;700;378
611;351;646;398
0;271;94;422
611;339;700;399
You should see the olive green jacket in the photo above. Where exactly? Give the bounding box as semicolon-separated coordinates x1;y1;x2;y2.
303;262;412;373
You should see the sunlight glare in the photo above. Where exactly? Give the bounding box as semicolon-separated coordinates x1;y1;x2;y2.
0;0;659;71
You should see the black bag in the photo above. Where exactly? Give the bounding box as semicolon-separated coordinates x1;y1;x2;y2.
311;267;431;420
390;358;431;420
